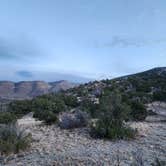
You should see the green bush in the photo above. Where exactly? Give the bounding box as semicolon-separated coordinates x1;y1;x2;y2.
33;110;57;125
90;91;136;139
91;119;135;139
130;101;147;121
153;91;166;102
0;112;17;124
8;100;32;118
80;99;99;118
32;97;66;114
0;124;31;155
61;94;79;108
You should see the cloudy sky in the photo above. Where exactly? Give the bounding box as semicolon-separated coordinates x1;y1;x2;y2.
0;0;166;82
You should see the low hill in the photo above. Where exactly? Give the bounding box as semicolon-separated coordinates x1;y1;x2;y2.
68;67;166;103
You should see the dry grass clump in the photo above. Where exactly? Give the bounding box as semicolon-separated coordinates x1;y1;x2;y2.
0;123;32;155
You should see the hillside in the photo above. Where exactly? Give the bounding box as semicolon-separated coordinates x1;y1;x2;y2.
0;67;165;101
0;67;166;165
66;67;166;104
0;80;76;100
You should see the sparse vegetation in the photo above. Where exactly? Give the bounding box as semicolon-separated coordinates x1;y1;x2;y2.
0;124;31;155
90;91;136;139
0;112;17;124
32;95;66;113
34;110;58;125
8;100;32;118
32;95;66;124
130;101;147;121
80;99;99;118
1;68;166;142
0;68;165;164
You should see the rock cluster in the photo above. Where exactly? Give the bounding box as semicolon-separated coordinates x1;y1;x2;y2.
58;110;89;129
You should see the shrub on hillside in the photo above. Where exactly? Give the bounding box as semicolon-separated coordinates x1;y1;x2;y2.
130;101;147;121
90;91;136;139
8;100;32;118
0;112;17;124
153;91;166;102
0;124;31;155
32;97;66;114
90;118;135;139
60;94;79;108
33;110;57;125
80;99;99;118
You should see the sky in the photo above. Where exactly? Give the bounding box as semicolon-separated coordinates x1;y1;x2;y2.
0;0;166;82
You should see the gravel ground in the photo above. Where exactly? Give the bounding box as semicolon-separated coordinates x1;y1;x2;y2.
0;108;166;166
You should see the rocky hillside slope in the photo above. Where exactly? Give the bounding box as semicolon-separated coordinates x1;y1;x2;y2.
0;80;76;100
66;67;166;104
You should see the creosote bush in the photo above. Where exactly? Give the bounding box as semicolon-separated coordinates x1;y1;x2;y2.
130;101;147;121
80;99;99;118
33;110;57;125
32;96;66;114
0;112;17;124
32;96;66;124
90;90;136;139
8;100;32;118
0;124;32;155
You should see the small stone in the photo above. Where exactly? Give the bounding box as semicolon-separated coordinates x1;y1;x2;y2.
17;162;23;166
17;154;24;158
0;156;4;162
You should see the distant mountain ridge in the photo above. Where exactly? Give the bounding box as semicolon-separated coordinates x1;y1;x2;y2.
0;80;77;100
0;67;166;100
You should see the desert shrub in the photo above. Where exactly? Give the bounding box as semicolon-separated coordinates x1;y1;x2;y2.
59;110;89;129
0;124;31;155
90;114;136;139
8;100;32;118
130;101;147;121
33;110;57;125
60;94;79;108
90;91;136;139
32;96;66;124
153;91;166;102
80;99;99;118
75;85;89;97
0;112;17;124
32;97;66;114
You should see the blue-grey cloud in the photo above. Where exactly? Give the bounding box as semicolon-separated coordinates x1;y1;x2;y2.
32;71;92;83
0;39;18;59
96;36;166;48
0;36;41;61
16;71;33;78
13;70;92;83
